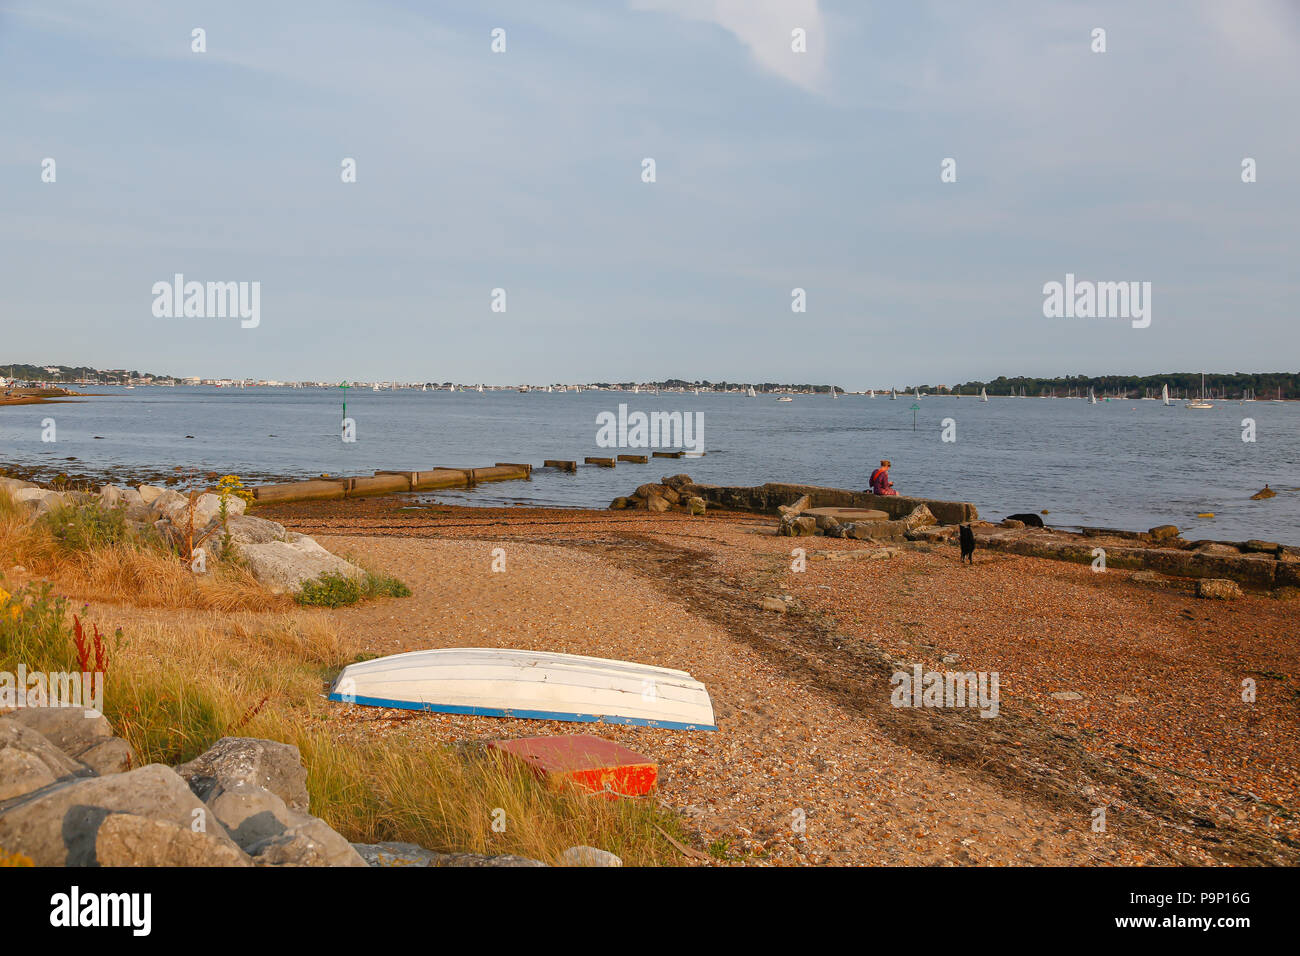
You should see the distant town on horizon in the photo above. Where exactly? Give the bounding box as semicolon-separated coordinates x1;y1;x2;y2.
3;363;1298;400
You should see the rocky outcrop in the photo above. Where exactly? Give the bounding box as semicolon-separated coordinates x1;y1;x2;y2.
0;721;380;867
616;476;707;515
4;706;135;777
0;763;245;866
975;526;1294;590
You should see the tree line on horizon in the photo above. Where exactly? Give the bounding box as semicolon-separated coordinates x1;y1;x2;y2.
920;373;1297;399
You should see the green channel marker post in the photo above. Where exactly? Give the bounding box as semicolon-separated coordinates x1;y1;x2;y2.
910;401;920;430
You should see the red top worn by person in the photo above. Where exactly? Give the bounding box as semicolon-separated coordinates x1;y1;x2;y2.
870;459;898;496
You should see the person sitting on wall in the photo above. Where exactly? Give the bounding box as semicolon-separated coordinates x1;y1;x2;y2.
870;459;898;496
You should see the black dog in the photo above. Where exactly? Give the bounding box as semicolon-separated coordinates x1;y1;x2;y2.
1004;513;1045;527
959;524;976;563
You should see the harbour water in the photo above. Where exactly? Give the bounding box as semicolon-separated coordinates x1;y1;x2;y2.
4;387;1297;544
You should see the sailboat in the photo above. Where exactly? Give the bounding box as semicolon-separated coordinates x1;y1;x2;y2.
980;387;988;403
1088;387;1097;405
477;383;483;393
746;386;757;398
1161;383;1171;406
868;388;875;399
1186;373;1213;409
890;387;897;400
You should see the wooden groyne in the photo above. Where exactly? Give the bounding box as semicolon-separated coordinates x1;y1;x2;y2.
250;464;532;505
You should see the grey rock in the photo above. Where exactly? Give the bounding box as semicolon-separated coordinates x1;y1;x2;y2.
0;764;242;866
206;781;301;851
137;484;167;504
77;737;135;776
99;485;125;508
4;705;112;759
558;845;623;867
174;736;310;813
94;812;252;867
247;818;368;867
0;718;94;802
239;537;366;594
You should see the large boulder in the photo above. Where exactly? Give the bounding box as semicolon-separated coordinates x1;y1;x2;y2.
13;488;64;516
174;737;310;813
206;515;290;558
137;485;167;505
0;764;243;866
94;813;252;867
0;477;38;494
99;485;125;508
239;537;366;594
661;474;693;491
206;782;302;851
246;818;368;867
0;718;93;802
4;705;112;759
645;495;670;513
120;488;152;521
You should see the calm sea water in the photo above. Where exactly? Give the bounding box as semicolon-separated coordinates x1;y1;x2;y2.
4;387;1297;544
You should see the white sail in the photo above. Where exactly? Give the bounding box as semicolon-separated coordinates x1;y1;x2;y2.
980;387;988;402
1161;383;1170;406
869;389;875;399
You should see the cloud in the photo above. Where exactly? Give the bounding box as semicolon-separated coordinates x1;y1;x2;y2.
632;0;828;93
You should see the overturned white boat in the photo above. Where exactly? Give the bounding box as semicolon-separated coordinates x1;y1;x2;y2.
328;648;717;731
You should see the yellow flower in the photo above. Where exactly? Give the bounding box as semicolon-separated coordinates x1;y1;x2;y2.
0;588;9;605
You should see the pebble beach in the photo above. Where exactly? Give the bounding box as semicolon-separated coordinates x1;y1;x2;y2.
247;495;1300;866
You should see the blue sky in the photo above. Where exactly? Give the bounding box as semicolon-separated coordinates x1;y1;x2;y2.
2;0;1297;386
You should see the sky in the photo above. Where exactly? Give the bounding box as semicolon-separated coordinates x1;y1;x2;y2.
2;0;1298;387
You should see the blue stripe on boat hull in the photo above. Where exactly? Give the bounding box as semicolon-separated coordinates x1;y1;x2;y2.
327;693;717;731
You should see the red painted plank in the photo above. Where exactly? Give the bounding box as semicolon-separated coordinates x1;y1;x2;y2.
488;734;657;798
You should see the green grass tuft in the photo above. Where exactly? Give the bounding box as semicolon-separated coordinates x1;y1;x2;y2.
295;569;411;607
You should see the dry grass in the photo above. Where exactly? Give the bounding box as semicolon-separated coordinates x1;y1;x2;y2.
0;489;286;612
90;610;684;865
